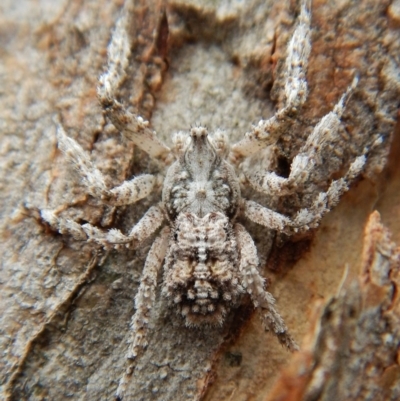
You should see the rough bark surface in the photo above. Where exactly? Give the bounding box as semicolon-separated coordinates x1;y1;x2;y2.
0;0;399;400
265;211;400;401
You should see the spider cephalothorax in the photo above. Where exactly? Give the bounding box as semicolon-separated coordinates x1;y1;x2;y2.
163;127;241;220
39;0;379;397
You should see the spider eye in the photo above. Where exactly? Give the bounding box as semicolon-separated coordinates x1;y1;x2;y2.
208;212;218;220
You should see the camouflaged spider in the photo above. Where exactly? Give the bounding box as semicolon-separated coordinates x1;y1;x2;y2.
41;0;373;394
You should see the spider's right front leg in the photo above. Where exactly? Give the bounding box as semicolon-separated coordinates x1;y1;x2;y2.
230;0;311;162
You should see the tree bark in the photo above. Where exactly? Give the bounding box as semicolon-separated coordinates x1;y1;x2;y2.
1;0;399;400
264;211;400;401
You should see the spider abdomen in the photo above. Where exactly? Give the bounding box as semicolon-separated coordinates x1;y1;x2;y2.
162;212;243;326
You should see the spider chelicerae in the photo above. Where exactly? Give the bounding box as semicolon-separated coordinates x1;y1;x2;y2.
40;0;377;395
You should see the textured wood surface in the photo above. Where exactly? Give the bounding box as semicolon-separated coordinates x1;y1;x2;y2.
1;0;399;400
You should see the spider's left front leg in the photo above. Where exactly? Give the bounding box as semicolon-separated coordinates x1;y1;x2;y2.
97;3;172;165
235;223;298;351
116;226;170;399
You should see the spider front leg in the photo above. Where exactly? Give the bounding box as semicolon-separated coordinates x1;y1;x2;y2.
248;77;359;197
116;227;170;399
230;0;311;162
235;223;298;351
97;3;172;164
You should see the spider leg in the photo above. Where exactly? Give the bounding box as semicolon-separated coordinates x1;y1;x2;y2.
230;0;311;162
40;208;88;241
243;152;367;235
235;223;298;351
97;5;171;163
247;77;359;196
116;227;170;398
41;204;165;249
57;125;158;206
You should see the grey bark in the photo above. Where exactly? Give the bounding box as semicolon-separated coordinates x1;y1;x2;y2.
1;0;399;400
